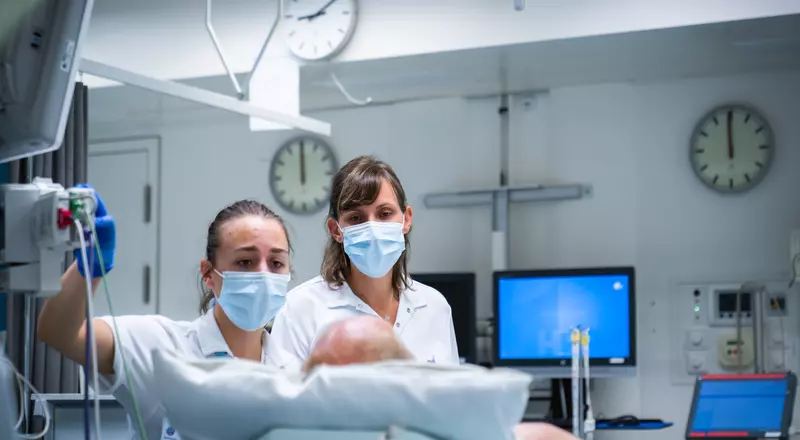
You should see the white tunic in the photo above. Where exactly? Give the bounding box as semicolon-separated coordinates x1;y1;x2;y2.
94;310;290;440
268;276;459;367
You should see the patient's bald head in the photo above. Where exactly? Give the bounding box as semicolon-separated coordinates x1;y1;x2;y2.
304;316;414;372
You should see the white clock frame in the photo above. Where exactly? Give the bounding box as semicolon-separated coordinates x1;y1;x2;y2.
269;136;338;215
689;103;775;194
283;0;359;62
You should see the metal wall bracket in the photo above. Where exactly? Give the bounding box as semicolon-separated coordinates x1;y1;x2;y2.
80;59;331;136
424;184;591;270
205;0;284;100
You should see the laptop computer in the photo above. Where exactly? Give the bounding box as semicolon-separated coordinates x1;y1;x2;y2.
685;372;797;440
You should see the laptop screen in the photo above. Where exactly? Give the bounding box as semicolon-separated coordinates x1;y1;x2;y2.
687;373;796;438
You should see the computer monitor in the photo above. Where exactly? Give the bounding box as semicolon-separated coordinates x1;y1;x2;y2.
411;273;477;364
686;373;797;440
493;267;636;378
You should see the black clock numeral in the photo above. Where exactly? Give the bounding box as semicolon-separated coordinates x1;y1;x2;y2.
695;148;705;154
713;175;719;184
755;126;764;134
275;159;285;166
728;178;733;189
759;145;769;150
273;175;282;182
277;190;286;198
712;116;719;126
312;143;319;152
699;130;708;137
755;161;764;168
744;113;751;123
302;202;307;212
745;174;751;183
700;164;708;172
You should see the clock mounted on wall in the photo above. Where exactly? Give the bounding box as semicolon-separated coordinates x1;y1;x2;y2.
689;104;775;194
269;136;338;215
283;0;359;62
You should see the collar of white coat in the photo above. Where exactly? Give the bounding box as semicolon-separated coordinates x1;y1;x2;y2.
320;279;428;310
194;310;291;367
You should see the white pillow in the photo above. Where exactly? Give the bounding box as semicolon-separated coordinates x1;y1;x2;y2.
151;349;532;440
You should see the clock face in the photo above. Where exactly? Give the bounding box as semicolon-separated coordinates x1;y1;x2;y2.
270;137;338;215
283;0;358;61
690;105;774;193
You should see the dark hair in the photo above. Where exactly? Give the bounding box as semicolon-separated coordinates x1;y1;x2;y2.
199;200;291;314
321;156;411;299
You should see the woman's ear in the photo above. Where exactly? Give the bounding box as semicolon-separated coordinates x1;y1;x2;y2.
200;259;215;291
402;205;413;234
327;217;343;243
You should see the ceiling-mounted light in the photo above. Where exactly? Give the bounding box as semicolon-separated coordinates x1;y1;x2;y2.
514;0;525;11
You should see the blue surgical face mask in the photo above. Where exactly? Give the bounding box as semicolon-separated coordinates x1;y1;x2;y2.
213;270;290;331
340;221;406;278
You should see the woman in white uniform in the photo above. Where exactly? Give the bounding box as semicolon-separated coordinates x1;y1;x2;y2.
38;191;294;440
268;155;459;366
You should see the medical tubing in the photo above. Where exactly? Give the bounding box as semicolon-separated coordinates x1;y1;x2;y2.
82;232;91;440
89;219;149;440
582;330;595;440
75;217;103;440
0;356;52;439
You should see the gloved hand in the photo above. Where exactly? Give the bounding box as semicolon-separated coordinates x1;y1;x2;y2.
73;184;116;278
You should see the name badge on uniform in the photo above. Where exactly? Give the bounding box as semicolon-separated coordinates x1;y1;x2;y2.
161;418;182;440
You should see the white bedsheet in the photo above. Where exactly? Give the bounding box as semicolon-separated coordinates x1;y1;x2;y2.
151;349;532;440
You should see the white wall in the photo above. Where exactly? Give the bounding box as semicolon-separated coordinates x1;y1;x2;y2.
83;0;800;87
89;69;800;438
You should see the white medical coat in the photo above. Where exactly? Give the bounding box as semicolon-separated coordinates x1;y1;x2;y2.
94;310;289;440
268;276;459;367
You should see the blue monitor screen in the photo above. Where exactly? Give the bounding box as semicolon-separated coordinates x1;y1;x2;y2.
497;274;631;360
691;379;787;432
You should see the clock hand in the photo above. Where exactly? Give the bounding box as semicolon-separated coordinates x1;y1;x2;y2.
299;141;307;186
727;110;734;160
297;0;338;21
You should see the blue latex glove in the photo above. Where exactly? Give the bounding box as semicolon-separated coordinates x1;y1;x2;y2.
73;184;115;278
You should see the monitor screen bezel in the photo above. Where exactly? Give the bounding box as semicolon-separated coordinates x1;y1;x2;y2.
411;272;477;364
684;373;798;439
492;266;637;369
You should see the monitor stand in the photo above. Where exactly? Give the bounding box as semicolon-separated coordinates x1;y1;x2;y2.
547;378;587;430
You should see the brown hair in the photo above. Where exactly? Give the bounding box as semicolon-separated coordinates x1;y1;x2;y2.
199;200;291;314
321;156;411;299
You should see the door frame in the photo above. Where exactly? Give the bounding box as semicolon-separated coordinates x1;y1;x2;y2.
88;135;162;314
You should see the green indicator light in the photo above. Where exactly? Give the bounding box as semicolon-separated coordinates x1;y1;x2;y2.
694;306;700;312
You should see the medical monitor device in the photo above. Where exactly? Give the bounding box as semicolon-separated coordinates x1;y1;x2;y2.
685;373;797;440
493;267;637;378
411;273;477;364
0;0;95;164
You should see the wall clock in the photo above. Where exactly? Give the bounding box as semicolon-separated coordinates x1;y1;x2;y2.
269;136;338;215
689;104;775;193
283;0;359;61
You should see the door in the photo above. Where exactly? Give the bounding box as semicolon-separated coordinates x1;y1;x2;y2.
88;137;160;316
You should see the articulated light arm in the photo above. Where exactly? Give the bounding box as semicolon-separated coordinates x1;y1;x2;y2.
79;59;332;137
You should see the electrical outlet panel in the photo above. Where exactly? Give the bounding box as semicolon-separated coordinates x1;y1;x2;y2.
717;330;755;370
767;293;788;317
671;281;799;385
